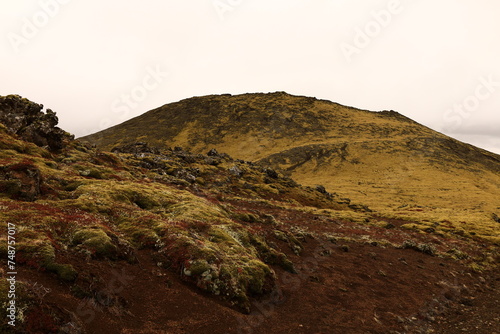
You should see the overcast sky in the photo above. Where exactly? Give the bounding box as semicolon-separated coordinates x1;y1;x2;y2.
1;0;499;154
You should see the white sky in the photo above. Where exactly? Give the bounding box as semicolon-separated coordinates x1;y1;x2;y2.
1;0;499;154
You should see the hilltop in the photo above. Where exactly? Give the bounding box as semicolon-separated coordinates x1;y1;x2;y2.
81;92;500;245
0;94;498;333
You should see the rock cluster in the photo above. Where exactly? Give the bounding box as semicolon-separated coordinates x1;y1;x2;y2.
111;142;160;154
0;94;73;151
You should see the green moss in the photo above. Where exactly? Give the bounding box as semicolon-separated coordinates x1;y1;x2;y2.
446;248;469;260
240;259;272;295
188;259;211;276
209;227;236;244
63;181;83;192
170;200;228;223
262;214;279;226
132;193;160;210
72;228;117;258
45;263;78;282
273;230;288;242
156;221;280;312
68;181;179;214
249;234;296;273
204;258;275;313
118;220;160;249
79;169;103;179
15;236;76;282
232;212;259;223
44;161;58;169
17;239;56;267
401;240;436;256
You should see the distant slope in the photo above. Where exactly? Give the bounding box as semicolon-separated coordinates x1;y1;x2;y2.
80;92;500;241
81;92;439;160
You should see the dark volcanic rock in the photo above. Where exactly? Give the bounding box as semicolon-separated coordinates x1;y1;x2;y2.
0;94;73;151
264;167;279;179
207;148;219;157
315;185;328;194
111;142;160;155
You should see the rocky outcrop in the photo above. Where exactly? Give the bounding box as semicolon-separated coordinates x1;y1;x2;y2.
0;160;42;201
0;94;73;151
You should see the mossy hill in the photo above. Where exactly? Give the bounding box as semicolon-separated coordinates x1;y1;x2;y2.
80;92;500;245
1;94;498;333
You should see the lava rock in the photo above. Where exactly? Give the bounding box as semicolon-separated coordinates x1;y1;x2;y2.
315;185;328;194
207;148;219;157
111;142;160;154
229;166;243;177
264;167;279;179
0;94;73;151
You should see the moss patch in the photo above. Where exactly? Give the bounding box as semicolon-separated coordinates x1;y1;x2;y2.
72;228;118;259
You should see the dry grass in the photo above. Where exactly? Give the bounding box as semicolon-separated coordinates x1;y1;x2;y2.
79;92;500;242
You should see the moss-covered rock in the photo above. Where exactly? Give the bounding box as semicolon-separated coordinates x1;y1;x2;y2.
72;228;118;259
118;220;161;249
185;259;211;277
250;234;296;273
45;263;78;282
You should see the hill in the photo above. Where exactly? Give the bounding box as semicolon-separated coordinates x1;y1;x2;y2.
1;94;498;333
80;92;500;245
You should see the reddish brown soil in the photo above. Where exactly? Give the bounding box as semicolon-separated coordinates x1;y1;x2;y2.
5;195;498;334
16;235;498;334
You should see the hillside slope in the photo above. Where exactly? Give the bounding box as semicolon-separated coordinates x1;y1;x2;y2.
1;95;498;333
80;92;500;244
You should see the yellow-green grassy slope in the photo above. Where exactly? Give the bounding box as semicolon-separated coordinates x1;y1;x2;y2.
80;92;500;243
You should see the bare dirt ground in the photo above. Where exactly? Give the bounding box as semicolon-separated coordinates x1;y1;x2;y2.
18;235;498;334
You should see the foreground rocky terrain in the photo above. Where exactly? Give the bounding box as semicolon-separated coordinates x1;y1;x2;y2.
0;94;498;333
